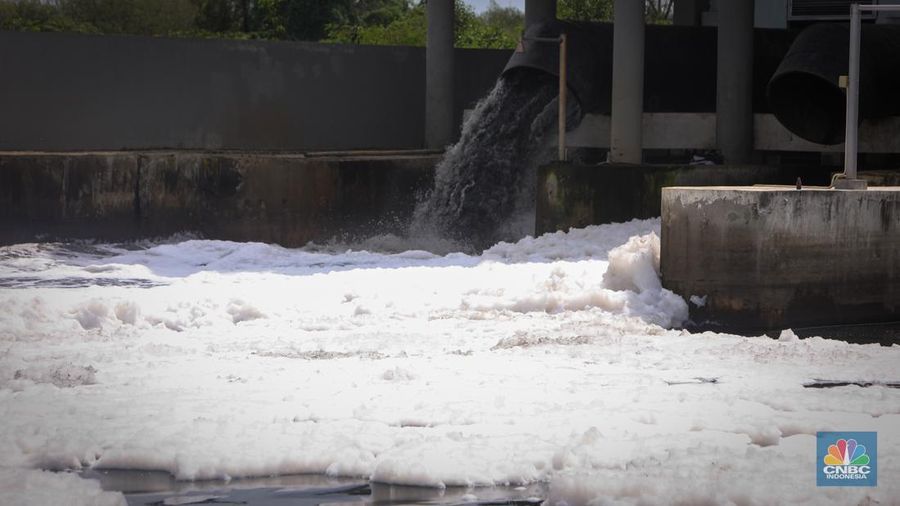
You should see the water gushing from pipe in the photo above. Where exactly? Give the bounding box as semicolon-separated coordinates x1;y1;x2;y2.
410;69;582;252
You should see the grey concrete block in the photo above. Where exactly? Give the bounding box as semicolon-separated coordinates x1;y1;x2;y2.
661;186;900;330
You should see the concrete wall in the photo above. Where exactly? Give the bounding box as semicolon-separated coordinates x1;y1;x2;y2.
535;162;831;236
0;31;510;152
0;152;437;246
661;186;900;331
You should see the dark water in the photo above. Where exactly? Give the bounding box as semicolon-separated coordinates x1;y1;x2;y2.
0;276;164;289
411;70;582;252
80;470;546;506
688;321;900;346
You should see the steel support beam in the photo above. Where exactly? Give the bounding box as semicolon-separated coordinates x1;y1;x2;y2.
426;0;455;149
716;0;754;164
610;0;645;164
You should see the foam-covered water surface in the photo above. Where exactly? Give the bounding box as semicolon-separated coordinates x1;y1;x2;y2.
1;220;898;506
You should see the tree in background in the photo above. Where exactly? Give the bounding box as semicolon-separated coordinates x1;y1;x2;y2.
644;0;673;24
192;0;289;39
280;0;347;41
476;0;523;42
0;0;94;33
0;0;670;42
558;0;672;23
325;0;524;49
557;0;613;22
455;0;522;48
322;0;411;44
192;0;410;41
60;0;197;35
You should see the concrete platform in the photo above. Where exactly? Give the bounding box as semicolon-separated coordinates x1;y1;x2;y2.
661;186;900;331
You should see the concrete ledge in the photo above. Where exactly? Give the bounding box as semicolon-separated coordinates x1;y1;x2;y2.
661;186;900;330
0;152;437;246
535;162;830;236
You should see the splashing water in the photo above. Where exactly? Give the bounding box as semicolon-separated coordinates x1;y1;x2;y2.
410;69;582;252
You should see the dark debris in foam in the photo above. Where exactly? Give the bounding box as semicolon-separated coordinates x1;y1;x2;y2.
803;379;900;389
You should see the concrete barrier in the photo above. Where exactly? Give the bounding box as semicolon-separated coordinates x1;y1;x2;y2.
661;186;900;330
0;31;509;152
0;152;437;246
535;162;831;236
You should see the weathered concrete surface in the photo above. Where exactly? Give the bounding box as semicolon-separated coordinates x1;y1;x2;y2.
535;162;830;235
0;152;437;246
661;186;900;330
0;154;140;242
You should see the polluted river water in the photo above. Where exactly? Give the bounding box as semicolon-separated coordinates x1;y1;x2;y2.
1;67;898;505
1;220;898;505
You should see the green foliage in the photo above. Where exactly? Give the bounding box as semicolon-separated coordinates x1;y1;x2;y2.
0;0;96;33
323;0;416;45
644;0;673;24
325;0;523;49
557;0;673;24
60;0;198;35
557;0;613;22
0;0;534;48
280;0;345;41
456;0;521;49
191;0;288;39
480;0;523;38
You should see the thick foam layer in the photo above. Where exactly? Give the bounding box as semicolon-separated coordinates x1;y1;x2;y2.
0;221;897;505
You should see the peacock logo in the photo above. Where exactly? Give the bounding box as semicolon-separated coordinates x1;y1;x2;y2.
817;432;877;487
824;438;870;466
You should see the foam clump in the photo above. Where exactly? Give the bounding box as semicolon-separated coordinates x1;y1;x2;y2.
602;232;662;292
0;469;125;506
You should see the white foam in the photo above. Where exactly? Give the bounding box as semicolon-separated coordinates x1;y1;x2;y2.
0;219;897;505
0;469;125;506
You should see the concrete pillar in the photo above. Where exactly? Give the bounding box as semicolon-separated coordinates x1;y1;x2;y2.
525;0;557;29
716;0;754;164
426;0;454;149
610;0;645;164
673;0;708;26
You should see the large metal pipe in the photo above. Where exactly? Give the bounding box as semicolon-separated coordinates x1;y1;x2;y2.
767;23;900;145
505;20;613;116
526;0;557;29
